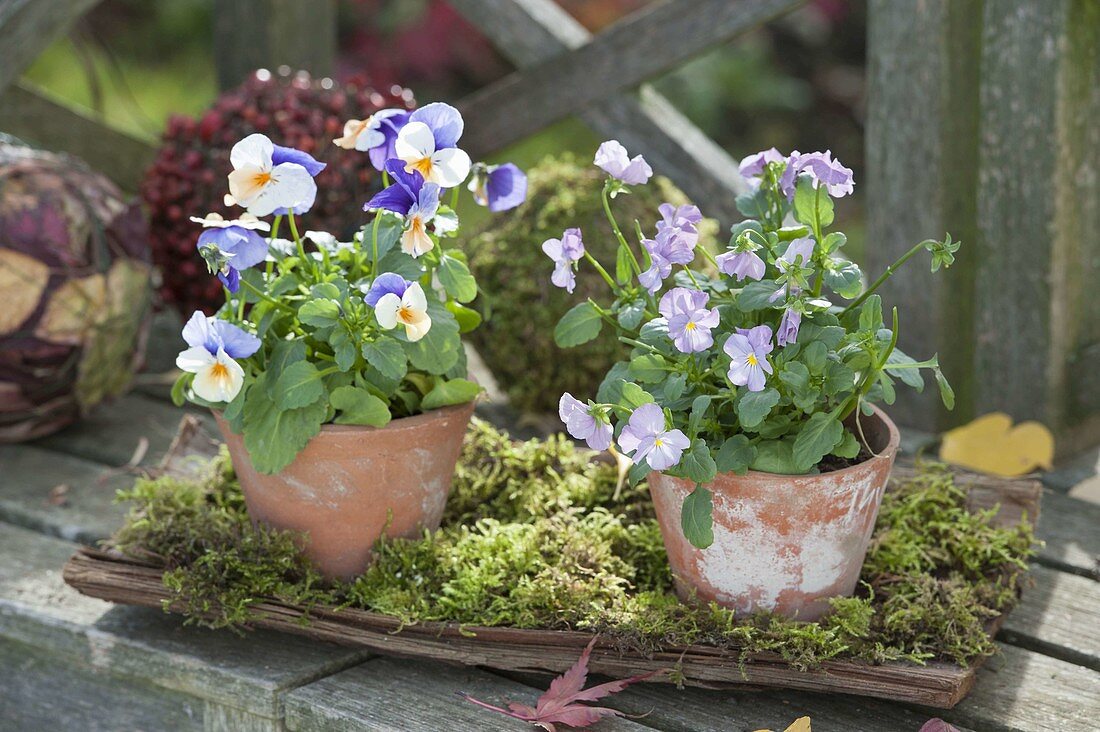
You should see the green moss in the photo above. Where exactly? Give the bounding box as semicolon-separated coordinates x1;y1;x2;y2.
463;153;718;414
111;420;1035;670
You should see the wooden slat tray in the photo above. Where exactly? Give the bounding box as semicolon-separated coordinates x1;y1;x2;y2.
61;419;1042;710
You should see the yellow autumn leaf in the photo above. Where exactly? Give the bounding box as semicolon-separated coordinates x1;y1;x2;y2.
753;716;811;732
0;249;49;336
939;412;1054;477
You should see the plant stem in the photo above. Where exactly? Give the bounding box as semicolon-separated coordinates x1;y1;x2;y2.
841;241;925;316
602;185;641;275
584;251;618;292
239;279;294;313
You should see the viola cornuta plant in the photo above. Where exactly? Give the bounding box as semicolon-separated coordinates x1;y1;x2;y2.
172;102;527;474
550;142;960;548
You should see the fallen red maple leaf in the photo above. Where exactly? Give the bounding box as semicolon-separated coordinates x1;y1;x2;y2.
460;637;661;731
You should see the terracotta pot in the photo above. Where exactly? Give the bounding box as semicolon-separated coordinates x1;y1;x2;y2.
213;401;475;581
649;406;900;621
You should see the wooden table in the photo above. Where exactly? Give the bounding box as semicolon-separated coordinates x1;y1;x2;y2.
2;381;1097;730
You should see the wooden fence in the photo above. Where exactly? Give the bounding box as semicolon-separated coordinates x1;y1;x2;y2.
1;0;1097;453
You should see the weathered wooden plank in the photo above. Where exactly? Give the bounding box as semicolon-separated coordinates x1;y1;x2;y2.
1035;489;1100;579
866;0;982;432
284;656;649;731
449;0;747;224
0;524;371;720
30;392;214;467
0;81;157;191
212;0;337;90
1000;564;1100;672
0;444;131;543
972;0;1100;458
941;643;1100;732
458;0;804;157
0;636;204;731
0;0;101;92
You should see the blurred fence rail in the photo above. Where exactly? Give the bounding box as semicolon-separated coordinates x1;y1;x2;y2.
1;0;1097;454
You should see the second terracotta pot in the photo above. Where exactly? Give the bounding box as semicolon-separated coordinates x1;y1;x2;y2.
649;406;900;621
214;400;474;581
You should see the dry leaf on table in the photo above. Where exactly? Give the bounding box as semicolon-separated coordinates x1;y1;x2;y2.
754;715;811;732
939;412;1054;477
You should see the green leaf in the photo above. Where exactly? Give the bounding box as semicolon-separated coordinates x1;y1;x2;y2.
884;348;925;390
736;388;780;429
597;362;632;403
298;299;341;328
554;301;603;348
170;372;190;407
437;252;478;303
330;327;357;372
675;443;716;492
617;381;654;410
222;379;248;432
824;260;863;299
859;295;883;333
832;429;861;459
778;362;810;392
821;231;847;253
617;299;646;331
272;360;326;409
736;280;782;311
330;386;391;426
792;412;844;472
629;354;667;383
934;366;956;410
735;188;770;220
242;397;327;474
310;282;341;301
715;435;756;475
361;337;407;382
801;341;828;374
615;242;633;284
403;300;461;375
793;175;835;229
421;378;481;410
376;248;424;280
446;301;482;333
688;396;712;435
751;439;802;474
681;486;714;549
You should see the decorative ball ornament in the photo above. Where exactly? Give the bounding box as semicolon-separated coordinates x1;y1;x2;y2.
0;140;153;442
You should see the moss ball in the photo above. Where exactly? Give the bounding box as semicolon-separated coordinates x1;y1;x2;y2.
464;153;717;414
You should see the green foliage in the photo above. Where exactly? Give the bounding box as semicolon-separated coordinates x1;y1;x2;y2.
464;154;718;414
112;422;1034;672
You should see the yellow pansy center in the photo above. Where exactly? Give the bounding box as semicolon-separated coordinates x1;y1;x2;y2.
252;170;273;188
209;362;230;380
397;306;417;324
685;321;697;331
412;157;434;177
746;353;759;366
654;437;665;447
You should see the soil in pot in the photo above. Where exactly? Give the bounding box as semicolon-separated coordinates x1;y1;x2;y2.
648;406;900;621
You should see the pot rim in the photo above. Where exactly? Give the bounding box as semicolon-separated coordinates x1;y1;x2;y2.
211;398;476;436
653;404;900;485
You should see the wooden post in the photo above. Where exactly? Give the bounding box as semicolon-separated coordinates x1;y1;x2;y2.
0;0;102;93
866;0;1100;456
212;0;337;90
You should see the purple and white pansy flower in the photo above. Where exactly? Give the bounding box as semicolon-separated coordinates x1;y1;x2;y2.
738;147;785;182
333;108;410;171
364;160;450;257
467;162;528;212
394;102;472;188
365;273;432;342
659;287;720;354
594;140;652;185
724;325;774;392
227;133;325;217
175;311;260;403
617;403;690;471
558;393;613;451
191;213;270;292
542;228;585;293
779;150;854;199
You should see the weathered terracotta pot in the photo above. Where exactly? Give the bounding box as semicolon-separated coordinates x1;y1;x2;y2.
649;406;900;621
213;401;475;581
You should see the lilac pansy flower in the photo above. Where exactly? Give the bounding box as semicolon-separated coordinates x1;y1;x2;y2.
365;274;432;342
716;249;766;282
175;311;260;403
227;134;321;217
542;228;585;293
191;213;270;293
639;228;695;293
467;162;528;212
738;147;785;179
364;273;412;307
364;160;446;257
617;403;690;471
656;203;702;246
777;308;801;348
394;102;472;188
724;325;774;392
558;393;613;451
332;108;410;171
659;287;720;353
594;140;652;185
770;236;816;302
779;150;854;200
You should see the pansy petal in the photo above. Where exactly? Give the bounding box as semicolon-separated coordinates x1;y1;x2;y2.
410;102;464;149
230;133;273;170
246;163;316;217
181;311;215;351
175;345;215;373
211;320;261;359
402;282;428;312
364;273;410;307
364;183;414;215
486;163;528;212
192;348;245;403
272;145;326;177
373;292;401;329
395;121;437;162
426;147;471;188
402;310;432;342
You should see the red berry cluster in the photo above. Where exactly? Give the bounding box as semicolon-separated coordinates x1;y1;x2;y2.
142;68;415;315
